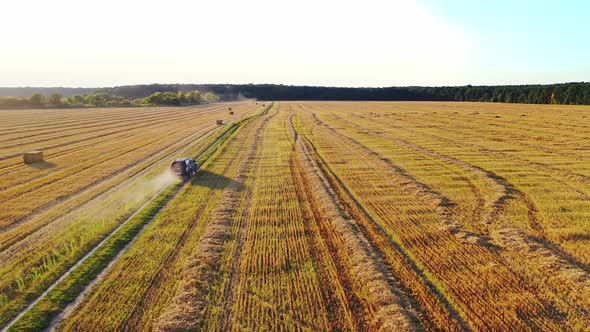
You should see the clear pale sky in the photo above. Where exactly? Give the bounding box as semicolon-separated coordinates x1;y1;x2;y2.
1;0;588;87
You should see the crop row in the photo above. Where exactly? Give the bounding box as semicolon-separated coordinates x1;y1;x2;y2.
0;103;257;327
292;102;589;330
52;105;271;330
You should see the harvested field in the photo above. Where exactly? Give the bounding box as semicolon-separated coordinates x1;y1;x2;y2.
0;102;257;328
1;101;589;331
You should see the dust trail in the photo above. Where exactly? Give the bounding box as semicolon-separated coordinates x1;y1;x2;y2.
97;170;180;221
47;174;184;331
126;171;179;203
2;117;238;332
0;171;179;332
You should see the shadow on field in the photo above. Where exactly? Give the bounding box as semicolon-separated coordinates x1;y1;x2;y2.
26;161;57;169
190;169;243;190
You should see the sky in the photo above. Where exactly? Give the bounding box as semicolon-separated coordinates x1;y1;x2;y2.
1;0;588;87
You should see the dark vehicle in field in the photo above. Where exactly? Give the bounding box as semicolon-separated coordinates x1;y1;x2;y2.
170;158;198;178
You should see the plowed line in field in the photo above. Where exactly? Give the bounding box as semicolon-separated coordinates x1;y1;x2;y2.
0;123;218;234
0;106;227;165
0;118;243;332
0;106;208;154
4;106;227;196
0;106;188;145
298;129;468;331
319;109;590;319
299;106;570;330
0;122;227;255
0;106;258;257
289;138;360;329
0;104;250;195
158;112;270;331
354;112;590;225
0;105;226;176
0;106;192;143
291;113;422;330
0;106;182;133
216;110;279;330
123;122;260;331
0;122;206;206
0;105;210;139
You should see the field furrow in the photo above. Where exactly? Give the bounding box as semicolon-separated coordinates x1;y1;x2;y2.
0;102;255;327
2;101;588;331
293;102;589;330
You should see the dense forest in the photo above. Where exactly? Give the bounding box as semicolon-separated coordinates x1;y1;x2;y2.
216;83;589;104
1;82;590;108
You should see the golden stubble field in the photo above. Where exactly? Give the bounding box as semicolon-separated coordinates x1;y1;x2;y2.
1;101;589;331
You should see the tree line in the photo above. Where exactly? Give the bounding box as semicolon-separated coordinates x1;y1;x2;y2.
0;90;221;109
221;83;590;105
98;82;590;105
2;82;590;108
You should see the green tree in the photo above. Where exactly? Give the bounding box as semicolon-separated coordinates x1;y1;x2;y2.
185;90;201;104
49;93;63;106
30;93;45;106
143;92;181;105
65;95;86;106
177;91;186;104
203;92;220;103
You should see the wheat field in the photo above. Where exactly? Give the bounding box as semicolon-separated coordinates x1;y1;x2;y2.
1;101;589;331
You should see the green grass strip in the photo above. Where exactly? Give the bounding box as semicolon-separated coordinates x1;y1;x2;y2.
7;182;179;331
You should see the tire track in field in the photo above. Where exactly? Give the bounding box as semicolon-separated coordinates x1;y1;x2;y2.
0;107;225;199
334;110;590;268
324;111;528;234
320;108;590;325
0;123;218;233
0;127;229;325
289;120;361;330
0;119;244;332
214;109;280;331
1;105;258;253
361;113;590;268
291;113;422;331
123;120;260;331
354;112;590;230
299;132;468;330
208;107;340;331
294;108;469;330
157;110;268;331
299;106;577;330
